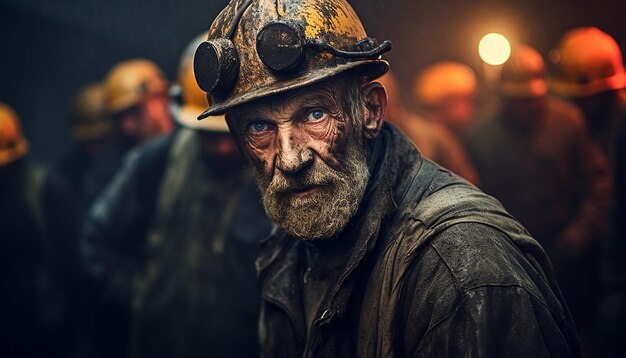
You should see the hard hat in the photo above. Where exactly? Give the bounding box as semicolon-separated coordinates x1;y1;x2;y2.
177;33;229;132
0;102;29;166
500;45;548;98
103;59;169;114
72;83;113;141
550;27;626;97
194;0;391;119
413;62;477;107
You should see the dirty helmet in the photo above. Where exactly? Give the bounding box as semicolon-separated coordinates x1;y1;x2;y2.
194;0;392;119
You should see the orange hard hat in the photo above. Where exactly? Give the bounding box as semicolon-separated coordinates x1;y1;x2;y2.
550;27;626;97
103;59;169;114
0;102;29;166
413;62;477;107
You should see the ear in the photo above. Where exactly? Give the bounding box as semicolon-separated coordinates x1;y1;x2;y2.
362;81;387;140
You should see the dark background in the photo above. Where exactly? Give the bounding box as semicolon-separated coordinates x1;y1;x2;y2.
1;0;625;163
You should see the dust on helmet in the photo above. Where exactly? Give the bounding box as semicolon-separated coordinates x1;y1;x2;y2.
194;0;391;119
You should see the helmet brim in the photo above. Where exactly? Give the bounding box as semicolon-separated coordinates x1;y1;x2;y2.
176;105;229;132
550;72;626;97
198;59;389;119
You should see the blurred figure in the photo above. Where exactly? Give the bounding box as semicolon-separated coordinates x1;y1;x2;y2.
0;103;77;357
380;71;478;184
412;61;478;140
552;27;626;357
69;62;173;358
58;83;113;217
466;45;612;349
551;29;626;357
104;59;173;143
56;83;113;357
551;27;626;157
86;59;173;207
81;34;272;358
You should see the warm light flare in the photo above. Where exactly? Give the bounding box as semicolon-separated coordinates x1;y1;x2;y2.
479;33;511;65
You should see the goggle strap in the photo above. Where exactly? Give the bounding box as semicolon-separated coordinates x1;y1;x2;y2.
308;39;392;60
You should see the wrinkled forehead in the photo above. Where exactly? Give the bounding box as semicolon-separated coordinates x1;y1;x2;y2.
227;77;348;119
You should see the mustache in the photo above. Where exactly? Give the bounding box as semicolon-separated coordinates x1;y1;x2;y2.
266;166;339;194
257;159;349;196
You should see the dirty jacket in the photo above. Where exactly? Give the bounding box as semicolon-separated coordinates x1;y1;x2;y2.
257;123;580;357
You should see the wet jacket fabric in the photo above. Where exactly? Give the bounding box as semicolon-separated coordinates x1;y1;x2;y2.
82;129;272;358
257;123;580;357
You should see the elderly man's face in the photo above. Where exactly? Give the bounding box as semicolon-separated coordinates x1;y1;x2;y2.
228;77;386;240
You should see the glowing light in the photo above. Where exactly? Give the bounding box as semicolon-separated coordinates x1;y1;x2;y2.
479;33;511;65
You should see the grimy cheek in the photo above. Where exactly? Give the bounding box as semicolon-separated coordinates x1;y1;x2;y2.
312;118;349;166
247;144;275;176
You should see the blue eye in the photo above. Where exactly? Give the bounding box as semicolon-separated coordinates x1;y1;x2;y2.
250;121;270;132
307;110;327;122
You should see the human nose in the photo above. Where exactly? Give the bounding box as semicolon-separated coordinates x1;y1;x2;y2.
275;128;313;175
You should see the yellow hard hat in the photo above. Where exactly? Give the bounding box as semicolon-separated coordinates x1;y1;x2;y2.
177;33;229;132
550;27;626;97
413;62;477;107
500;45;548;98
194;0;391;118
103;59;169;114
0;102;29;166
72;83;113;141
